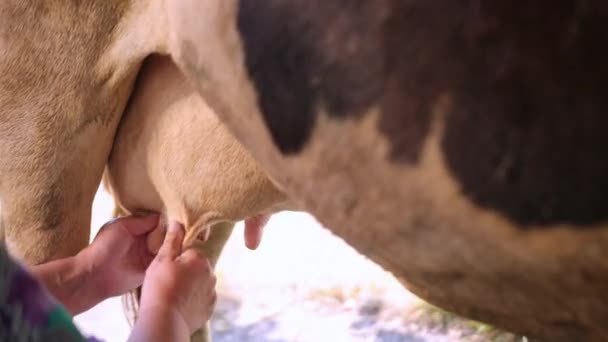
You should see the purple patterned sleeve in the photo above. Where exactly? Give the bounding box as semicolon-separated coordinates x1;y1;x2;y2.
0;242;105;342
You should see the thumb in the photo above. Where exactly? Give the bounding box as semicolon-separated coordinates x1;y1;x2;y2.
117;213;160;236
157;221;185;260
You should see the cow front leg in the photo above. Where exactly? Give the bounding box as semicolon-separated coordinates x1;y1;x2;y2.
0;121;118;264
0;1;113;264
0;0;169;265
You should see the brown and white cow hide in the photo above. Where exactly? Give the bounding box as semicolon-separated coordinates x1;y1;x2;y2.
1;1;608;341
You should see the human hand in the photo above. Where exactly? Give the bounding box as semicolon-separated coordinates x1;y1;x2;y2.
139;221;217;334
77;214;159;299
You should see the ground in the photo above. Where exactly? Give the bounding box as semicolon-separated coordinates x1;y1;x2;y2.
74;189;527;342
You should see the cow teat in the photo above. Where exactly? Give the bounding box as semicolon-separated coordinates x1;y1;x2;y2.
145;219;210;254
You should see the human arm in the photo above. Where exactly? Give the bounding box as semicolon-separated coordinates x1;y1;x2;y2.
29;214;159;315
28;253;98;315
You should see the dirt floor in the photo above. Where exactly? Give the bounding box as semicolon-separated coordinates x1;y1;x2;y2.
74;189;527;342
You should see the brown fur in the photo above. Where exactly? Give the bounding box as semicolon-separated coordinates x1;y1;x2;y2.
0;0;168;263
0;2;228;341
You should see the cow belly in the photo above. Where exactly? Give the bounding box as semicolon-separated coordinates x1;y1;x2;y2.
188;100;608;341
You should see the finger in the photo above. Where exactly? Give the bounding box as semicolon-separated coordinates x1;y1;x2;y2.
157;221;185;260
210;290;217;304
178;248;206;264
146;224;167;254
93;217;133;248
244;214;271;250
118;213;161;236
178;249;212;272
208;274;217;291
137;243;157;271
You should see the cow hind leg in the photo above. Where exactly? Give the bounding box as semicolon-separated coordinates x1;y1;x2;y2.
188;222;234;342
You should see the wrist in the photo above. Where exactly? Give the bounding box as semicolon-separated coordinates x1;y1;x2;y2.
140;298;182;324
69;251;108;311
130;305;191;342
29;254;102;315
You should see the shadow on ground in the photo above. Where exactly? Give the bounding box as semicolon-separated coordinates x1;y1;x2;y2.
210;295;476;342
211;296;285;342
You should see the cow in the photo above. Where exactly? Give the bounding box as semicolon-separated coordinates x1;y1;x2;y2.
1;0;607;341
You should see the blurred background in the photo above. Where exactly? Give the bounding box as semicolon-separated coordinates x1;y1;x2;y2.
74;188;525;342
